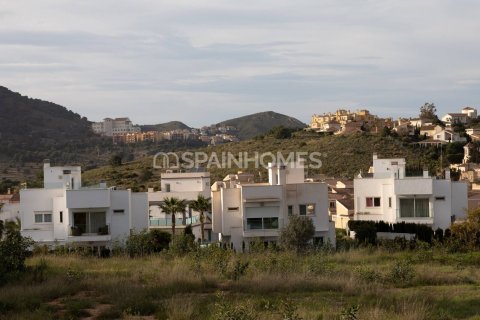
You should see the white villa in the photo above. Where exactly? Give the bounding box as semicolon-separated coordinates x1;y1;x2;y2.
147;170;217;242
211;161;335;251
441;107;477;126
354;154;468;230
20;161;148;249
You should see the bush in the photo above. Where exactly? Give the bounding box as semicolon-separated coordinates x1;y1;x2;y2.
0;225;34;284
388;260;415;286
150;229;171;253
169;233;196;255
126;230;152;257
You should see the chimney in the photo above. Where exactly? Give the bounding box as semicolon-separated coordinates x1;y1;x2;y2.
277;164;287;185
423;167;429;178
373;153;378;160
43;159;51;169
7;188;11;195
445;168;451;180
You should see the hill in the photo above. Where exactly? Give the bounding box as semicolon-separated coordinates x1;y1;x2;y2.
0;86;111;164
82;132;445;191
216;111;306;139
140;121;191;132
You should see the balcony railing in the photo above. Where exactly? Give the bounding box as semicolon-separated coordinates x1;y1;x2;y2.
149;216;202;227
70;224;109;236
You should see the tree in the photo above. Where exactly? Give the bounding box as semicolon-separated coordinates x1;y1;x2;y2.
279;215;315;253
149;229;171;252
190;195;211;244
419;102;437;120
450;208;480;250
0;220;34;284
159;197;186;236
109;154;122;167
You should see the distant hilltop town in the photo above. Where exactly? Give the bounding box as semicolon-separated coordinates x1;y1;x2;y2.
92;117;239;146
309;106;478;144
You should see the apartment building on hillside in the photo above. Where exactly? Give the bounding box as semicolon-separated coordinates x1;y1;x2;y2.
92;117;140;137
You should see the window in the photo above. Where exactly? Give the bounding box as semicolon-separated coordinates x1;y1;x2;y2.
435;196;445;201
263;217;279;229
228;207;239;211
399;198;429;218
34;212;53;223
246;217;279;230
307;204;315;215
73;212;107;234
287;205;293;216
329;201;336;209
246;218;263;230
388;197;392;208
59;211;63;223
63;170;71;174
35;214;43;223
165;183;171;192
113;209;125;214
366;197;381;207
299;205;307;215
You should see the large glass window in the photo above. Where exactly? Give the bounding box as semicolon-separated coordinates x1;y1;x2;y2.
73;211;107;234
246;218;263;230
263;217;279;229
246;217;279;230
400;198;430;218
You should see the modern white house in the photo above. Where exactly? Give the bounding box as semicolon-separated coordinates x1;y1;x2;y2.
354;154;468;230
211;162;335;251
19;161;148;249
147;170;217;242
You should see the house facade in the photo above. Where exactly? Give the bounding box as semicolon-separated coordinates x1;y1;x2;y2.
147;171;217;242
354;155;468;230
211;162;335;251
19;161;148;248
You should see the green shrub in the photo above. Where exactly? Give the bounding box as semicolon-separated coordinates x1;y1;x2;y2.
213;293;256;320
280;298;303;320
354;264;381;283
0;225;34;284
388;260;415;286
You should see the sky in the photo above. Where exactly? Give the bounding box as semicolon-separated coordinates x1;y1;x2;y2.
0;0;479;127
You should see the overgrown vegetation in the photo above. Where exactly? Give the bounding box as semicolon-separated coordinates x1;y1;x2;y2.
3;244;480;319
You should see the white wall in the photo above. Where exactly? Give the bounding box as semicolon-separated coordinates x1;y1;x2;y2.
109;190;131;242
43;163;81;189
131;192;148;231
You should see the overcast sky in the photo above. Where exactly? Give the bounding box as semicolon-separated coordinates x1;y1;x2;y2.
1;0;479;127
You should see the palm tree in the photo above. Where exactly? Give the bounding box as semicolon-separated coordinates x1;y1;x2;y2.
190;195;211;244
159;197;186;236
